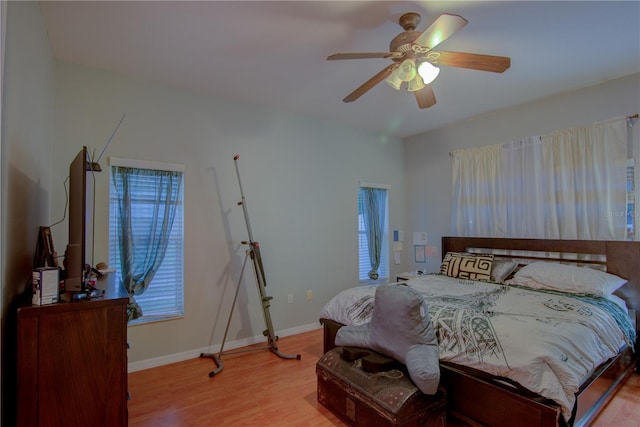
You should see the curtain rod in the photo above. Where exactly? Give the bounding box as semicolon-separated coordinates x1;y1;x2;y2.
448;114;639;157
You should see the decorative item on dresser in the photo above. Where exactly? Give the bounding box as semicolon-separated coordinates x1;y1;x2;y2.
320;237;640;427
16;274;129;427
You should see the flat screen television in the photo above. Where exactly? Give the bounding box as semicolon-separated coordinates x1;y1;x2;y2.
64;146;94;292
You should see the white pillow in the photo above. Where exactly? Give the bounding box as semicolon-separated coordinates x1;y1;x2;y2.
509;261;627;296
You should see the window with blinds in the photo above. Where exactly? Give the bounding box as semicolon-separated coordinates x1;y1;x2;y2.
109;159;184;323
627;159;635;240
358;185;389;283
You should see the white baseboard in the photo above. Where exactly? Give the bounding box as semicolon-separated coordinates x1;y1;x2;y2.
127;322;322;373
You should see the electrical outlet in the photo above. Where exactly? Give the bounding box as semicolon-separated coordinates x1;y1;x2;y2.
288;294;293;304
307;290;313;301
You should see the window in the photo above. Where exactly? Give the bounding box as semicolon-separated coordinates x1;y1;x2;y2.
451;117;630;240
627;159;635;240
358;184;389;283
109;158;184;324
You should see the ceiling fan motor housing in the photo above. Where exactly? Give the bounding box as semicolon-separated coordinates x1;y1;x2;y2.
390;30;421;61
399;12;421;30
390;13;426;62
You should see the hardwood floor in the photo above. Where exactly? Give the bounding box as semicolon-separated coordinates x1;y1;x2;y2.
128;328;640;426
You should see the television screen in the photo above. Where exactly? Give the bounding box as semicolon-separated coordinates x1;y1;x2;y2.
64;147;88;292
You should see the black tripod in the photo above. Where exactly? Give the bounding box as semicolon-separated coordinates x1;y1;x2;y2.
200;155;301;377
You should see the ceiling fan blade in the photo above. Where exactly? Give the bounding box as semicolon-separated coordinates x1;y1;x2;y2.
343;64;397;103
431;51;511;73
413;14;468;50
414;85;437;109
328;52;401;60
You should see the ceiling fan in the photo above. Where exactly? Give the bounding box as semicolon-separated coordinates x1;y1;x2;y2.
327;12;511;109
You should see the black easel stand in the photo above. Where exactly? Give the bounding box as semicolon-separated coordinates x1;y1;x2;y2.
200;155;301;377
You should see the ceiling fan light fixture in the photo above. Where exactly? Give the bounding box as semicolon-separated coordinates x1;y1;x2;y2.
396;59;417;82
327;12;510;107
407;75;425;92
417;61;440;84
385;69;403;90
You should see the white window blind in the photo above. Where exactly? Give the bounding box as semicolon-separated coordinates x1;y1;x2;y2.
627;158;635;240
109;158;184;322
358;184;389;283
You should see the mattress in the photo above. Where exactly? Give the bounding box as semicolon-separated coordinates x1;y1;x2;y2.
319;274;635;422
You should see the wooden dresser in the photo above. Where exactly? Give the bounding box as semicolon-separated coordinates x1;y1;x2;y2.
17;275;129;427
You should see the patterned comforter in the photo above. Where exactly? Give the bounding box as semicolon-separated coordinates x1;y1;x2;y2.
319;274;635;422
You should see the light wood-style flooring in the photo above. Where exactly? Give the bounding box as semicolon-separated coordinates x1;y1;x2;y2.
128;328;640;426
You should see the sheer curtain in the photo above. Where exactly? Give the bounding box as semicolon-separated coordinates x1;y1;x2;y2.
111;166;183;320
452;117;628;240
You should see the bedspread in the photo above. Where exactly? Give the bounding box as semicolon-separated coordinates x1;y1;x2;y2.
319;274;634;422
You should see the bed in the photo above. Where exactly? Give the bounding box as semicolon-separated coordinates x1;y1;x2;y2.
319;237;639;427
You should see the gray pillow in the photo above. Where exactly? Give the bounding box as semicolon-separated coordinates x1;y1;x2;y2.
335;284;440;394
491;257;519;283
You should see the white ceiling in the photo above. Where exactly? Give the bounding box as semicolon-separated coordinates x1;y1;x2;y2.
39;1;640;138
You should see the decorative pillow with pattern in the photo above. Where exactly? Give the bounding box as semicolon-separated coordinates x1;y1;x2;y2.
440;252;494;280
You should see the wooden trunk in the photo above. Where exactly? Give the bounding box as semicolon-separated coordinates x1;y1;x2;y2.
317;347;446;427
